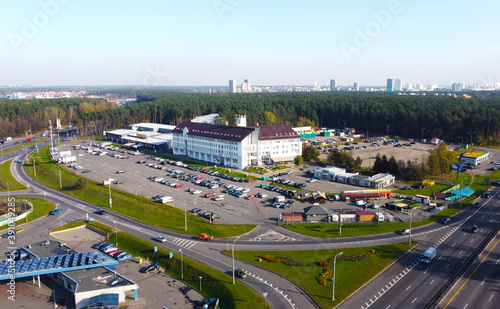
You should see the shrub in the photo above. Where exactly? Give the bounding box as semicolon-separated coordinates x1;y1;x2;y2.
317;268;333;286
319;260;329;268
275;256;314;267
256;255;283;263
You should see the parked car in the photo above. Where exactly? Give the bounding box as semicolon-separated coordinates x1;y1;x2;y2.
191;208;202;213
116;170;126;174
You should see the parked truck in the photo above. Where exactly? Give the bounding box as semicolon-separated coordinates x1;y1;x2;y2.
274;195;286;202
60;156;76;164
421;247;437;264
159;196;173;203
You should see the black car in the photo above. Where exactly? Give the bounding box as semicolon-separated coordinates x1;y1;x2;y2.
470;224;478;233
94;210;106;215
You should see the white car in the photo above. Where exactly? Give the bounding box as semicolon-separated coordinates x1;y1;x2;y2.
307;178;316;183
242;188;250;193
155;236;167;243
494;162;500;165
77;154;84;157
192;190;202;194
259;193;268;198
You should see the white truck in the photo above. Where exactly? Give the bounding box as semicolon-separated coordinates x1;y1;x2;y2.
274;195;286;202
159;196;173;203
60;156;76;164
421;247;437;264
103;178;115;186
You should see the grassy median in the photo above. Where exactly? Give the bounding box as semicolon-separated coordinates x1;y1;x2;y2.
24;147;256;238
232;242;415;308
0;159;27;191
0;197;55;229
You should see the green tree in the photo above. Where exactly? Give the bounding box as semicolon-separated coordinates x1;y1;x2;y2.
295;155;304;166
302;145;320;161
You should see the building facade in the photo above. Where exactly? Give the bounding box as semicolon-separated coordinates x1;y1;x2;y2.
172;122;301;169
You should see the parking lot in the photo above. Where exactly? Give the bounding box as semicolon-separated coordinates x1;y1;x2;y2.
58;140;500;225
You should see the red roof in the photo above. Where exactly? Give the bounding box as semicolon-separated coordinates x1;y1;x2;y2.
256;125;300;141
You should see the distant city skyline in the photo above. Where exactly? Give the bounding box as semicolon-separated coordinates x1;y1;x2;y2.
1;0;499;86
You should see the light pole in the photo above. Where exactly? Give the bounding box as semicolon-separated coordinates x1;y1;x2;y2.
56;166;62;190
179;249;183;279
108;182;112;209
57;203;62;227
101;162;108;182
408;208;413;245
134;171;139;196
332;251;343;301
114;221;118;247
199;276;202;292
386;124;391;137
468;131;475;145
232;235;242;284
421;127;425;142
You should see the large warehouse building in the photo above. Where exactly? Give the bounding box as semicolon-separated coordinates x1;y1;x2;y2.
171;122;302;169
105;123;176;151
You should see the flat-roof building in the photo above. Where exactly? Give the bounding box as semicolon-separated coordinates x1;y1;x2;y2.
459;151;490;166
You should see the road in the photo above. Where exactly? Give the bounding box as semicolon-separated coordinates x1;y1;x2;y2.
3;148;499;309
438;231;500;309
338;191;500;309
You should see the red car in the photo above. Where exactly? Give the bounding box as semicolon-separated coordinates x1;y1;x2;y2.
108;249;121;256
247;195;255;200
174;184;183;188
205;193;215;198
201;169;208;173
195;176;203;180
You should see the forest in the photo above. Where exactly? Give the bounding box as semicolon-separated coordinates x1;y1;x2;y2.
2;91;500;145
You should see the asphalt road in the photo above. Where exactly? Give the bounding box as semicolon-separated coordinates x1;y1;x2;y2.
438;229;500;309
338;190;500;309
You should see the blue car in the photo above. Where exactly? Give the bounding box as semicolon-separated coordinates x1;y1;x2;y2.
116;253;132;262
49;208;62;215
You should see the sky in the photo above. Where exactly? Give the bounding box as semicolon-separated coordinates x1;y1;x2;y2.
1;0;499;86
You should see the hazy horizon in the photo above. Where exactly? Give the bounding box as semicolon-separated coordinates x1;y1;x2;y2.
2;0;499;86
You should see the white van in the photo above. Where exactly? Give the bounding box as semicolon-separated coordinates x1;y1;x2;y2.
355;200;366;206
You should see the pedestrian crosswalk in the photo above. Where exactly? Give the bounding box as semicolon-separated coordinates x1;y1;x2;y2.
171;238;197;249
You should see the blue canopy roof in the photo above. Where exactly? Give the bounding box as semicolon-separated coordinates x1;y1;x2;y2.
451;187;476;198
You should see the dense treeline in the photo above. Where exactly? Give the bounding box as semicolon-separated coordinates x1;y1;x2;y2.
0;98;115;138
4;91;500;146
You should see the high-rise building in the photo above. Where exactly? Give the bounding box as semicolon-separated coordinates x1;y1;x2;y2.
243;79;251;92
353;82;359;91
330;79;337;91
229;79;237;93
394;78;402;91
452;83;463;92
387;79;394;92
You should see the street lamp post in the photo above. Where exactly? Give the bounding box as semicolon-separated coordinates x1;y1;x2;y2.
332;252;343;301
232;235;242;284
408;208;413;245
57;203;62;227
179;249;183;279
134;171;139;196
468;131;475;145
108;182;112;209
56;166;62;190
101;162;108;182
199;276;202;292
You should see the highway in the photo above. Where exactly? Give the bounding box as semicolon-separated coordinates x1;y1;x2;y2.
3;148;500;309
338;191;500;309
438;230;500;309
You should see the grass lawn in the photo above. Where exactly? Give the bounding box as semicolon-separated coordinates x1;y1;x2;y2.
108;230;267;309
232;242;415;308
0;197;56;227
152;154;207;168
0;160;27;191
51;220;87;232
24;147;255;238
210;168;260;180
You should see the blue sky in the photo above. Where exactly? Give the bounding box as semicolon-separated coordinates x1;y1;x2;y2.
1;0;499;86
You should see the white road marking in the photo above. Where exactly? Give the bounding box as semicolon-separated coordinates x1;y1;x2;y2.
463;303;468;309
430;279;435;285
424;269;428;274
405;285;411;291
459;251;463;255
481;278;486;286
452;242;456;247
411;297;417;304
470;239;474;243
386;306;391;309
489;294;494;302
445;264;450;269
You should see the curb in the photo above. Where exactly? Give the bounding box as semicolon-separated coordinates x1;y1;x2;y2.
49;224;86;235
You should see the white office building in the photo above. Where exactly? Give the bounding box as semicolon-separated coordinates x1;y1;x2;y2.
229;79;237;93
172;122;301;169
